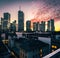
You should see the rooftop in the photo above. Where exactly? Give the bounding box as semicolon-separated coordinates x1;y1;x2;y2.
15;37;49;52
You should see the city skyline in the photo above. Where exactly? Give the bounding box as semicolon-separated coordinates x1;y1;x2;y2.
0;0;60;31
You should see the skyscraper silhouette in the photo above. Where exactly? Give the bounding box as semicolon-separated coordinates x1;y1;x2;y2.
10;20;16;32
47;19;55;31
39;21;45;32
33;22;39;31
26;20;31;31
18;10;24;32
50;19;55;31
2;12;10;31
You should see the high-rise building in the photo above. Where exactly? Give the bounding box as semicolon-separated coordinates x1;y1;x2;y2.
26;20;31;31
50;19;55;31
39;21;45;32
1;17;4;30
47;21;50;31
10;20;16;32
4;13;10;20
18;10;24;32
41;21;45;32
3;13;10;31
39;23;42;32
33;22;39;31
47;19;55;31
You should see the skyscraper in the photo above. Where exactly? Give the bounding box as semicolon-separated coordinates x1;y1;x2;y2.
18;10;24;32
47;19;55;31
4;13;10;31
41;21;45;32
1;13;10;31
39;23;42;32
1;17;4;30
50;19;55;31
33;22;39;31
4;13;10;20
39;21;45;32
10;20;16;32
47;21;50;31
26;20;31;31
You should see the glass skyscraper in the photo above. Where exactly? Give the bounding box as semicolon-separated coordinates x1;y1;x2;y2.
18;10;24;32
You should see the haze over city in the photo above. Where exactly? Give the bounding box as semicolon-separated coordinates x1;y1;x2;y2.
0;0;60;31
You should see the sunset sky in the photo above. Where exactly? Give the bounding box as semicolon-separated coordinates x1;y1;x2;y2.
0;0;60;31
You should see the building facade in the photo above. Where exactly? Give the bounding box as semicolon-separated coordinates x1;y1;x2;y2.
26;20;31;31
1;13;10;31
18;10;24;32
10;20;16;32
33;22;39;31
39;21;45;32
47;19;55;31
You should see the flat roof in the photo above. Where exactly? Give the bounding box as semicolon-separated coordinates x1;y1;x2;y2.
19;38;49;51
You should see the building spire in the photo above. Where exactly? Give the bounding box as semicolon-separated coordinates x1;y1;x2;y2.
19;5;21;10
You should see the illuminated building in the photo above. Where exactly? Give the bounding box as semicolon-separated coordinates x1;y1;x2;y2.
26;20;31;31
18;10;24;32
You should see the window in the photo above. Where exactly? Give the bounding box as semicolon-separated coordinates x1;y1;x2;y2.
52;45;57;49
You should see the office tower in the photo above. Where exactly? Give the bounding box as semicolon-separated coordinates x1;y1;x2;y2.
3;12;10;31
41;21;45;32
47;21;50;31
33;22;37;31
39;21;45;32
4;13;10;20
47;19;55;31
33;22;39;31
50;19;55;31
10;20;16;32
1;18;3;30
18;10;24;32
26;20;31;31
37;22;39;31
39;23;42;32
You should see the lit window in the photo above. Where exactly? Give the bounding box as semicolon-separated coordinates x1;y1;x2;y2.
40;49;42;53
52;45;55;48
52;45;57;49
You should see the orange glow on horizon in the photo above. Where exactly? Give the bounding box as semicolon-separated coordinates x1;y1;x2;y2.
31;18;60;31
55;21;60;31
